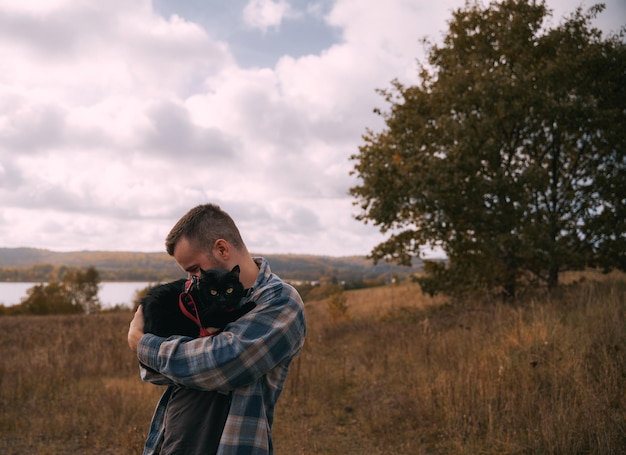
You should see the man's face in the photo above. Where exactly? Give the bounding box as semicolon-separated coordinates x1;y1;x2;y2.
173;237;223;278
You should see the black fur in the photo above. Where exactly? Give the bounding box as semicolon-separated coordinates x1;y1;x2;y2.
142;265;255;338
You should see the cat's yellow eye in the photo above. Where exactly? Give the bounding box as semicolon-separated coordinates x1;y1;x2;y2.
226;288;233;294
210;290;218;296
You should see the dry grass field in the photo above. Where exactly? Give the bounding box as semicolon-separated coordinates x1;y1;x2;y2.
1;274;624;454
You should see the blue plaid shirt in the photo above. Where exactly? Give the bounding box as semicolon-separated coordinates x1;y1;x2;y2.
137;257;306;454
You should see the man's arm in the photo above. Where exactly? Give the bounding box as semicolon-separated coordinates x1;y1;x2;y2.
128;305;177;386
136;285;306;392
127;305;146;352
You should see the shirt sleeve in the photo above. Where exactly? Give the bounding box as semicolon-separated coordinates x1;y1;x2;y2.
136;284;305;393
138;357;175;386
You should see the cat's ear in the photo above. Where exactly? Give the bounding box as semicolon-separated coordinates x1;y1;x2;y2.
231;265;240;276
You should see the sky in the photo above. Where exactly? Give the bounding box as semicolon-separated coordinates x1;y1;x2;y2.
1;0;624;257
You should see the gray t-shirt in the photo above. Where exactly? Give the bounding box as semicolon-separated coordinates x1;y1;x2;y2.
160;386;230;455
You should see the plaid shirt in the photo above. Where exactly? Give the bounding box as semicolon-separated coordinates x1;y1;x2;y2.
137;257;306;455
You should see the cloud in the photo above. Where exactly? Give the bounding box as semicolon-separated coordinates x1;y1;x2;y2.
0;0;623;256
143;100;238;161
243;0;292;32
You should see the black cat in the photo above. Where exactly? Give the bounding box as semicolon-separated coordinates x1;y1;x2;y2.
142;265;255;338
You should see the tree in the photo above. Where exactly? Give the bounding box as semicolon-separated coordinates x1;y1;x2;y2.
62;266;102;314
20;282;83;315
15;266;102;315
350;0;625;299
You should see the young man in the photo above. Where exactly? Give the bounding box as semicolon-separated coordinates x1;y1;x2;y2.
128;203;306;454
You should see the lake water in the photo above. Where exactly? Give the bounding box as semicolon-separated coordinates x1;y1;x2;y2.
0;282;152;309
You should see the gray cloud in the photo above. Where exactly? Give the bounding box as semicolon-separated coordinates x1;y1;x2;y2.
1;104;66;153
0;8;111;58
144;101;238;162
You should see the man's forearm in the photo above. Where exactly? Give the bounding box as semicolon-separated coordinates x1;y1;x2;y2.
136;332;237;392
137;299;304;392
139;361;175;386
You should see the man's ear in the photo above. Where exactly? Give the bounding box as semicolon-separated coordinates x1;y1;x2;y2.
213;239;230;260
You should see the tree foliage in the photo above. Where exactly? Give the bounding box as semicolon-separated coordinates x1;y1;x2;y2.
62;266;102;313
350;0;626;299
19;282;83;315
6;266;102;315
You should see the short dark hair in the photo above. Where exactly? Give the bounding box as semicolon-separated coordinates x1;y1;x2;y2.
165;204;245;256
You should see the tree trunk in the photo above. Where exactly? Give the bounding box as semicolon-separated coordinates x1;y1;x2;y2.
503;251;517;301
547;264;559;291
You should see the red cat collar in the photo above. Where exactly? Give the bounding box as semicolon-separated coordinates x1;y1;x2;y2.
179;276;213;338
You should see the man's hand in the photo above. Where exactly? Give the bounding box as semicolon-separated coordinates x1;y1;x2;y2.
128;305;145;352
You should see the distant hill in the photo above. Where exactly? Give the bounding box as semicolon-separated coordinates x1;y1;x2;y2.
0;248;174;269
0;247;422;282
